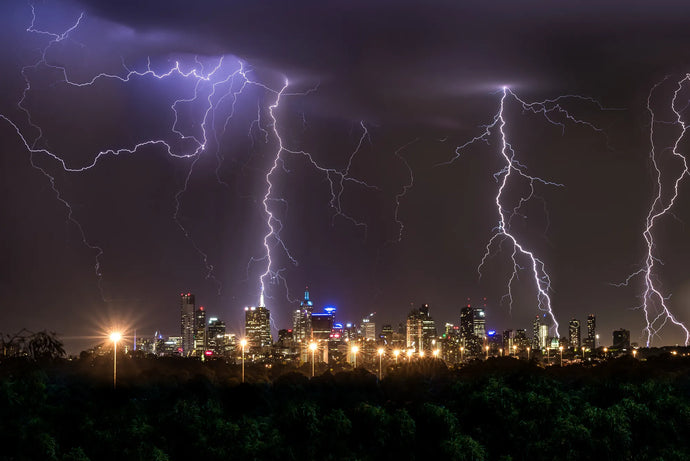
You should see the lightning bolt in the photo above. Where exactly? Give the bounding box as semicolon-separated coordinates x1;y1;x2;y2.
615;76;690;346
252;82;382;305
2;5;295;297
443;87;610;337
392;138;419;243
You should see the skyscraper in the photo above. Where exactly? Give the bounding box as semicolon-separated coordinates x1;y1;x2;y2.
584;314;596;350
194;305;206;356
406;304;436;352
293;288;314;343
569;318;581;349
207;317;226;356
180;293;195;356
360;313;376;341
245;305;272;350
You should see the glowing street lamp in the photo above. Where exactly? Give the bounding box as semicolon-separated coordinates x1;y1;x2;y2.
581;346;586;362
459;346;464;363
433;349;440;358
559;345;564;366
351;345;360;368
513;344;517;356
240;339;247;383
527;346;530;361
419;350;425;358
485;345;489;360
632;349;638;359
377;348;384;380
406;349;413;361
110;331;122;389
499;348;503;357
603;347;608;359
393;349;400;363
309;342;318;377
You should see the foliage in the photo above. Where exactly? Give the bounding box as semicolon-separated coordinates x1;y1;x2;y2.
1;356;690;460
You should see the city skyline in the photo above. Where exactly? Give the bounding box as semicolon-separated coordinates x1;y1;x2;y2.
4;1;690;352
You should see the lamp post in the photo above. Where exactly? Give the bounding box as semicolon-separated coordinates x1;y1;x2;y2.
240;339;247;383
603;347;608;359
559;345;564;366
513;345;517;356
632;349;638;359
485;345;489;360
499;348;503;357
394;349;400;364
110;332;121;389
581;346;586;362
419;350;425;358
460;346;464;363
377;348;384;380
433;349;440;359
309;342;317;377
406;349;413;362
352;345;360;368
527;346;530;361
546;347;550;365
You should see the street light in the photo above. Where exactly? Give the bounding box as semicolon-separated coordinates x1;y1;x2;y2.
309;342;317;377
377;348;384;380
352;345;360;368
603;347;608;359
499;348;503;357
419;350;425;358
581;346;586;362
240;339;247;383
110;332;122;389
459;346;464;363
632;349;638;359
485;345;489;360
393;349;400;363
559;345;564;366
406;349;413;361
513;344;517;356
527;346;530;361
433;349;440;359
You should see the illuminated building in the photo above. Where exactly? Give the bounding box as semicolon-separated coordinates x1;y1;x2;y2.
612;328;630;350
311;306;336;341
515;329;529;350
473;299;487;341
207;317;226;356
360;313;376;341
502;329;514;351
569;318;581;350
539;324;549;350
584;314;596;350
245;303;272;350
406;304;436;352
293;288;314;343
381;324;393;345
460;303;482;356
194;306;206;356
180;293;195;356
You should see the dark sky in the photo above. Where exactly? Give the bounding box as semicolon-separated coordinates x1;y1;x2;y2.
3;0;690;353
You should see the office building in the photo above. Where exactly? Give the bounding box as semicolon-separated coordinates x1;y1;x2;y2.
180;293;195;356
406;303;437;352
569;318;581;350
245;301;272;350
360;313;376;341
584;314;596;350
194;305;206;356
207;317;226;356
293;288;314;342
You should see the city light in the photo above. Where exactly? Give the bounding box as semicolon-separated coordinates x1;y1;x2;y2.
377;348;384;380
351;345;360;368
393;349;400;364
110;331;122;389
559;345;564;366
433;349;440;358
240;339;248;383
309;342;317;377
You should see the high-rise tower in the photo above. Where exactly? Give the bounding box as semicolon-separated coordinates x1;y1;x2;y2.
180;293;195;356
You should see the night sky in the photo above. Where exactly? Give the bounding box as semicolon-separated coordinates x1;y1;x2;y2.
3;0;690;353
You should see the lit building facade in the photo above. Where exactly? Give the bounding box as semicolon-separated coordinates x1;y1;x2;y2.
293;288;314;343
245;305;272;350
207;317;226;356
569;318;581;350
180;293;195;356
194;306;206;356
406;304;436;352
584;314;596;350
